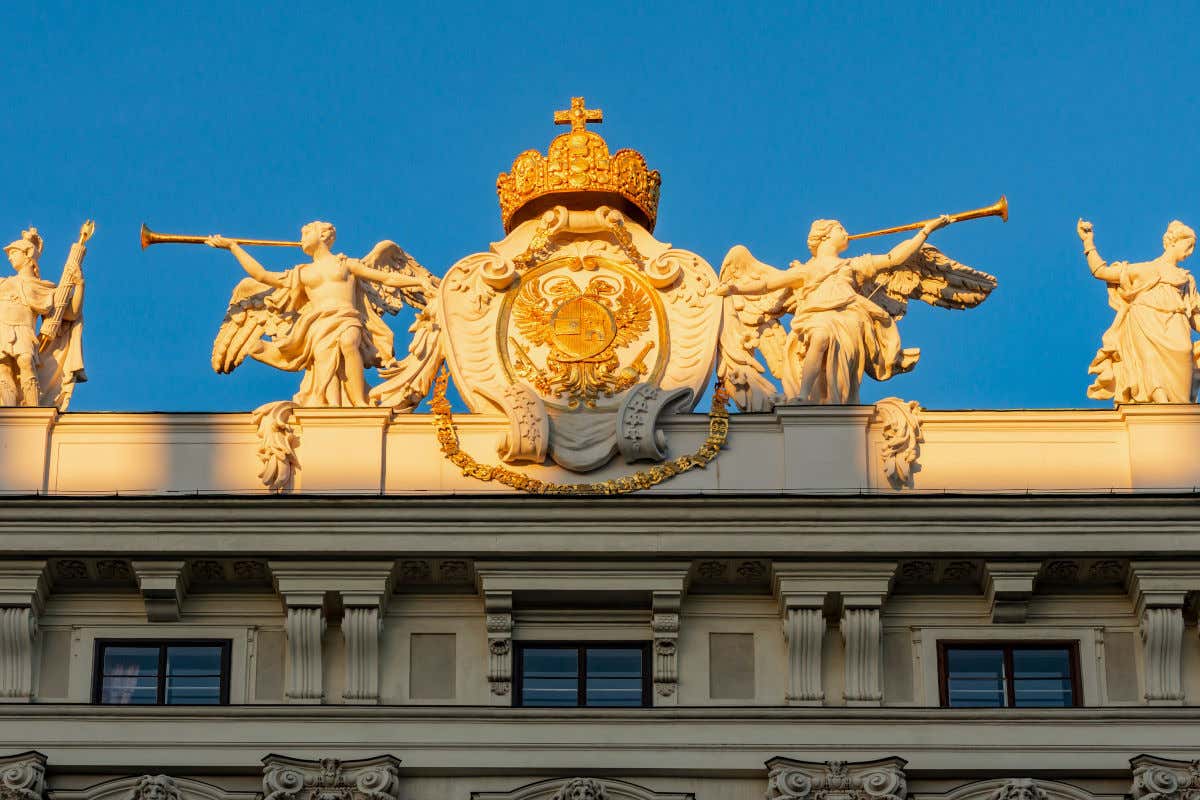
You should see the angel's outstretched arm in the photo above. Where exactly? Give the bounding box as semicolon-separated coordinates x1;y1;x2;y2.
855;216;952;279
206;237;287;288
1077;219;1121;282
348;259;429;290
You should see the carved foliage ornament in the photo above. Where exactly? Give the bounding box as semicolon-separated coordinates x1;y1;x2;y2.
262;756;400;800
1132;756;1200;800
471;778;692;800
0;753;46;800
766;758;907;800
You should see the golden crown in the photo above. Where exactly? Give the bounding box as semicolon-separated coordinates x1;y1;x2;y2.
497;97;662;233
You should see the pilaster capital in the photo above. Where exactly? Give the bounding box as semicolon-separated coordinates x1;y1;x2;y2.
0;563;48;615
772;562;896;612
261;755;401;800
1131;754;1200;800
1126;561;1200;617
269;562;394;611
983;561;1042;624
130;561;190;622
0;750;47;800
766;756;907;800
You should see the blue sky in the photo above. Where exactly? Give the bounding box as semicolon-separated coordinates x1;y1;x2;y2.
4;1;1198;411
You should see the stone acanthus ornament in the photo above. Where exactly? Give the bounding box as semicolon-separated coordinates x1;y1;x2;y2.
0;752;46;800
716;216;997;409
1131;755;1200;800
261;756;400;800
873;397;922;486
0;223;90;409
1078;219;1200;403
473;778;692;800
994;780;1049;800
765;757;907;800
252;400;300;494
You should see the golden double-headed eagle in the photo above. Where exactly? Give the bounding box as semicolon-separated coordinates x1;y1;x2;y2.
511;273;653;407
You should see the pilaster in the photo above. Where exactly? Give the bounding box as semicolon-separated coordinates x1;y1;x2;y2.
483;590;513;704
0;751;47;800
0;563;48;703
1127;561;1200;705
130;561;190;622
651;590;681;705
271;562;394;705
0;408;56;494
983;561;1041;624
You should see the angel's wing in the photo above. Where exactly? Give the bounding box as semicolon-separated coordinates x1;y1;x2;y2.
858;244;997;320
612;277;652;349
359;240;441;315
512;277;555;347
211;277;298;374
715;245;791;412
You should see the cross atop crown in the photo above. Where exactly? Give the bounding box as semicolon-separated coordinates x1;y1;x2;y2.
554;97;603;132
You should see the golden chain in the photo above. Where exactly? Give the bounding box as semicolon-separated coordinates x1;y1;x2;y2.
430;368;729;495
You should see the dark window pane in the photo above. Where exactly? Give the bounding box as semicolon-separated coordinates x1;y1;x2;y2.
521;648;578;706
587;648;641;677
1012;648;1072;707
101;674;158;704
946;649;1006;707
585;648;642;707
166;675;222;704
1012;649;1071;679
167;646;223;677
102;646;159;676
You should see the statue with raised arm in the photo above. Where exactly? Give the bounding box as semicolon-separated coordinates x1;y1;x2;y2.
205;221;439;407
1078;218;1200;404
715;214;998;409
0;224;89;409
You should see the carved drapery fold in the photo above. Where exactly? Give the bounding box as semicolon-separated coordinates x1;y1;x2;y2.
765;757;907;800
783;606;824;704
262;756;401;800
1132;755;1200;800
0;752;46;800
842;608;883;704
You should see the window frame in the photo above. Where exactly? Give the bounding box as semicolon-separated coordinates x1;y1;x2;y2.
92;639;232;706
937;640;1082;709
512;641;652;708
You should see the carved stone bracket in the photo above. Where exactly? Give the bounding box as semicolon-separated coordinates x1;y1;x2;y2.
49;775;258;800
651;590;681;704
472;777;692;800
873;397;922;488
1127;562;1200;704
484;591;513;703
983;562;1041;624
0;751;46;800
1132;755;1200;800
130;561;190;622
0;563;48;703
765;757;907;800
262;755;401;800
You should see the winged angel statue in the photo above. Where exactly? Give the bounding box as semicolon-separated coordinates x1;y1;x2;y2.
716;215;997;409
206;221;440;408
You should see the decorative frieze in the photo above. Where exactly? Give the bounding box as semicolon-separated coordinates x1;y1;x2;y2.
0;751;46;800
473;777;691;800
765;757;907;800
130;561;190;622
261;755;400;800
0;563;48;702
651;590;681;704
1131;755;1200;800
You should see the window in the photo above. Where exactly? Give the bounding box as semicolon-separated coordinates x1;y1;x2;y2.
94;641;230;705
514;643;650;707
939;642;1080;708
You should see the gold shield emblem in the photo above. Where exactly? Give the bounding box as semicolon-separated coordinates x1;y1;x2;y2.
551;296;616;361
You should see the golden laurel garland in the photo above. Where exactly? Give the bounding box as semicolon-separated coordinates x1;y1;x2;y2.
430;368;729;495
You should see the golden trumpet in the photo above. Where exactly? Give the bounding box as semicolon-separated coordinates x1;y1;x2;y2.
139;223;300;250
847;195;1008;241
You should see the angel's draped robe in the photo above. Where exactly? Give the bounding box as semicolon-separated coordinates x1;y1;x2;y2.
256;258;395;407
1088;260;1200;404
784;257;917;404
